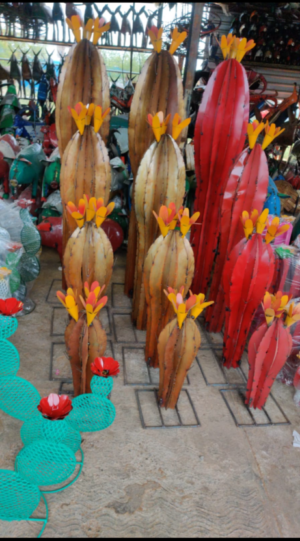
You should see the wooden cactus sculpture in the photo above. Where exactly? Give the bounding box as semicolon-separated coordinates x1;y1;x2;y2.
56;16;110;156
191;34;252;296
222;209;290;369
205;120;284;332
144;205;198;367
158;289;213;409
246;292;299;409
63;195;114;306
57;283;107;396
125;26;187;297
132;113;190;329
60;103;111;257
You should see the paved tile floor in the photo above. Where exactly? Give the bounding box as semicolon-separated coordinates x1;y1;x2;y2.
1;247;300;537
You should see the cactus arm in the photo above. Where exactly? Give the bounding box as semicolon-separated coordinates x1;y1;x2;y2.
246;322;268;405
82;224;96;291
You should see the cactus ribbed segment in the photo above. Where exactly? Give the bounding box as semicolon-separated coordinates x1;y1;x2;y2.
125;50;185;298
132;135;185;329
144;231;194;367
158;317;201;409
56;39;110;157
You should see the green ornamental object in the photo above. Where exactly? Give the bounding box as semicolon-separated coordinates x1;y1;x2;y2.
90;375;113;397
21;415;82;454
42;158;61;199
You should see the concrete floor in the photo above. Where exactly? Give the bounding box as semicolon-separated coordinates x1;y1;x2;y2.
1;246;300;538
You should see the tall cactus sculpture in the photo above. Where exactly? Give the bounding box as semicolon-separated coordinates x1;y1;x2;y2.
246;292;299;409
191;35;253;296
56;16;110;156
158;289;213;409
57;283;108;396
144;205;198;367
132;113;190;329
63;196;114;305
125;26;187;297
205;120;284;332
222;209;290;369
60;103;111;262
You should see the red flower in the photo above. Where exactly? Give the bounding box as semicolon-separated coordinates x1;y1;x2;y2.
91;357;120;378
0;298;23;316
37;393;72;420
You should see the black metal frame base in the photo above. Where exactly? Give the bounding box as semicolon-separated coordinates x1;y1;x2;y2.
135;389;200;429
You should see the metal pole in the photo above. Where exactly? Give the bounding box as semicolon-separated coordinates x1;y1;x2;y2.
183;3;204;119
130;3;135;79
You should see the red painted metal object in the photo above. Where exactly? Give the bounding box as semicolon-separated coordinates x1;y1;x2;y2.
191;58;249;295
37;217;63;261
222;233;275;369
205;143;269;332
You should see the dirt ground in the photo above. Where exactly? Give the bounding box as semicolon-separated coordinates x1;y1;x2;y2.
1;246;300;538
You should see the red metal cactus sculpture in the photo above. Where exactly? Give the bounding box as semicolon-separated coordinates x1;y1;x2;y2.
158;289;213;409
132;112;190;329
125;26;187;298
246;292;300;409
191;35;253;296
222;209;290;369
205;120;285;332
143;205;197;367
57;283;108;396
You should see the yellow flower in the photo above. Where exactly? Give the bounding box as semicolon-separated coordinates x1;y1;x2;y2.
247;120;265;149
93;17;111;45
66;199;86;228
240;208;269;239
230;36;256;62
79;281;107;326
56;288;79;321
189;291;214;320
66;14;83;43
94;199;115;228
285;302;300;327
147;111;170;143
219;33;235;59
148;25;163;53
172;113;191;141
83;18;94;40
153;203;179;237
261;121;285;150
265;217;290;244
83;195;96;222
164;286;197;329
178;208;200;237
262;291;290;325
94;106;110;133
67;102;94;135
169;27;187;55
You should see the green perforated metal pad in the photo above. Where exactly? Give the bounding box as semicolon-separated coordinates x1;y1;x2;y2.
67;394;116;432
20;208;34;226
0;339;20;377
21;416;81;454
91;376;113;397
0;470;41;521
0;376;40;421
0;315;18;339
21;225;41;256
18;253;40;282
15;441;77;487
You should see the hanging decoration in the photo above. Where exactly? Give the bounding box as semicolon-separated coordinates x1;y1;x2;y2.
222;209;290;369
56;17;110;157
246;292;300;409
132;112;190;329
191;34;252;297
144;204;197;367
206;120;284;332
158;289;213;409
125;26;187;298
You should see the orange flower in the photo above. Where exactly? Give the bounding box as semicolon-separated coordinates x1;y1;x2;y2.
262;291;291;325
93;17;111;45
67;102;95;135
261;121;285;150
230;36;256;62
172;113;191;141
153;203;179;237
164;287;197;329
147;111;170;142
66;14;83;43
148;25;164;53
56;288;79;321
265;217;290;244
177;208;200;237
189;291;214;320
219;33;235;59
285;302;300;327
94;199;115;228
83;18;94;40
94;105;110;133
240;208;269;239
67;198;86;228
79;281;107;326
169;27;187;55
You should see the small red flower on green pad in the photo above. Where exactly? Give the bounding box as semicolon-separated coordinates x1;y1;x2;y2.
91;357;120;377
0;298;23;316
38;393;72;420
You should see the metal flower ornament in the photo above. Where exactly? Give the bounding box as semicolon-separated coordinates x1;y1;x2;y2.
246;292;300;409
38;393;73;421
